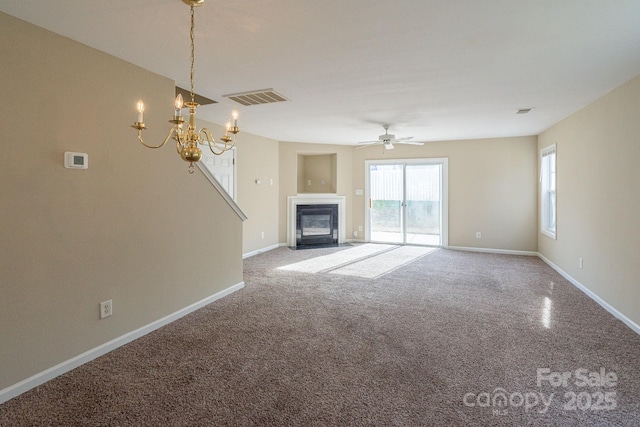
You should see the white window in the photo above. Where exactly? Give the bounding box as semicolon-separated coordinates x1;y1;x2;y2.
540;145;556;238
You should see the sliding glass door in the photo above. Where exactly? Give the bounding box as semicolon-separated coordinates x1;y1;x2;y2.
366;159;447;246
368;164;404;243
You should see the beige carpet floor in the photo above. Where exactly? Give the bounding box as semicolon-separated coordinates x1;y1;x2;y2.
1;245;639;426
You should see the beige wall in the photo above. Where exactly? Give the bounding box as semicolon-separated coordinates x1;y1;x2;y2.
235;129;280;254
297;155;305;195
352;137;539;251
278;138;537;252
0;13;243;390
538;73;640;327
279;143;354;244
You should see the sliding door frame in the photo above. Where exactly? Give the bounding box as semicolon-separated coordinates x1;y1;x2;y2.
364;158;448;247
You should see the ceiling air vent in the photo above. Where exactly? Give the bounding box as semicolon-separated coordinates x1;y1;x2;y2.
223;89;288;106
176;87;217;105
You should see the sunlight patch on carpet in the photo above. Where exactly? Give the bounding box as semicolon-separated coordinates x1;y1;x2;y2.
331;246;438;279
278;244;397;273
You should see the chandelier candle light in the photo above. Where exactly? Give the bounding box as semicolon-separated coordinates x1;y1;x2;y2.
132;0;239;173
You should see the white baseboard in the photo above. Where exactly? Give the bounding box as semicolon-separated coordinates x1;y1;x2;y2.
447;245;538;256
0;282;245;404
243;244;281;259
537;254;640;336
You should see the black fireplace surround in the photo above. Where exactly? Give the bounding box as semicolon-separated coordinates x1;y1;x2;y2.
296;204;339;248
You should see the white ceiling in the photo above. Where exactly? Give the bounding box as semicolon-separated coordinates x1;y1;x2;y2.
2;0;640;145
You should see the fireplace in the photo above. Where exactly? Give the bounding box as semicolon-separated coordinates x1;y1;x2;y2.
287;195;346;248
296;204;339;248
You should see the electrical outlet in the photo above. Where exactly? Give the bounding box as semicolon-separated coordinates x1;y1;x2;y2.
100;300;112;319
358;225;363;231
579;257;583;269
476;232;481;239
261;231;265;239
353;231;358;237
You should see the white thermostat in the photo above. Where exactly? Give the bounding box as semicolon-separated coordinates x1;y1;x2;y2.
64;152;88;169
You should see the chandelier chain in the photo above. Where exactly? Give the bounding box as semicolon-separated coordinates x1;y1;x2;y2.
189;5;196;104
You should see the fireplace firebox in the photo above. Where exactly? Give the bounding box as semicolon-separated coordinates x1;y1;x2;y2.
296;204;339;248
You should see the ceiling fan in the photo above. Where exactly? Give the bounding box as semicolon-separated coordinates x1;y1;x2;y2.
356;125;424;150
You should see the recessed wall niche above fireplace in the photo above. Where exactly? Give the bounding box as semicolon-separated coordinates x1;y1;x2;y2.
297;153;337;194
287;195;346;249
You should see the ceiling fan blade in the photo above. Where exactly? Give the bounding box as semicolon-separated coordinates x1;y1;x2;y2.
395;136;414;141
357;140;380;144
395;141;424;146
355;142;380;149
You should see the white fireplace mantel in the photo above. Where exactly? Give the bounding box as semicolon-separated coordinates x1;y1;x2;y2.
287;194;346;247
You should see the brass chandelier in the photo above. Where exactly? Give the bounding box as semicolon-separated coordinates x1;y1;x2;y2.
132;0;239;173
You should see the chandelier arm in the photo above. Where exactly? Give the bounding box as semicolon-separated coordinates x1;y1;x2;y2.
137;126;178;149
200;128;225;156
208;128;237;152
213;129;236;151
221;133;237;150
205;141;225;156
175;133;184;155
